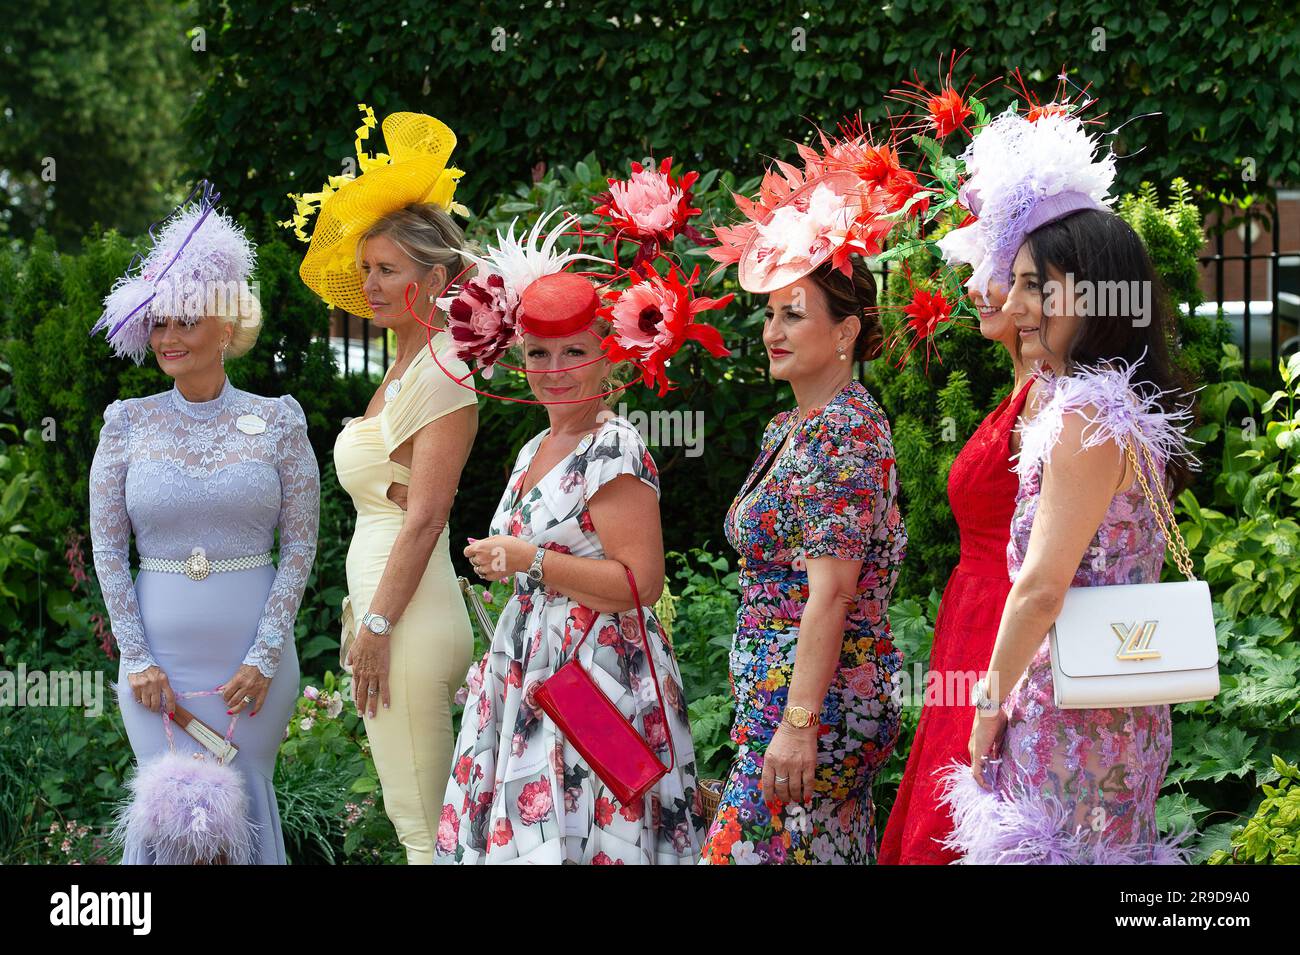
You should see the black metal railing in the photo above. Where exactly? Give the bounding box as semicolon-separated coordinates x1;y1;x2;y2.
1199;206;1298;371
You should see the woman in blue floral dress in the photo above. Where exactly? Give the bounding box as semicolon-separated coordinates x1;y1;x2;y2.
700;257;908;865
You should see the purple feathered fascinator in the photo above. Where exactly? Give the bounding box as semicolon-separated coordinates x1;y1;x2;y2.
110;685;258;865
91;180;259;364
936;108;1117;298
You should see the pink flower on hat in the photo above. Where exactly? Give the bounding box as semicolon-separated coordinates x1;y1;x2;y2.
445;273;518;375
594;157;707;267
599;263;733;397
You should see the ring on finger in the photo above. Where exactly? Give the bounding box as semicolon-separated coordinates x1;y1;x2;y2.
242;695;254;705
775;774;789;782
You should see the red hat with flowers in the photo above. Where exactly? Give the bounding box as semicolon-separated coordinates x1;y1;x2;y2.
431;159;733;402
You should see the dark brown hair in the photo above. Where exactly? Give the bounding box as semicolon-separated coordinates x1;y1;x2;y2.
807;257;883;362
1024;208;1197;496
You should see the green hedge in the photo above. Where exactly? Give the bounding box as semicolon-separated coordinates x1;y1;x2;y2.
190;0;1298;235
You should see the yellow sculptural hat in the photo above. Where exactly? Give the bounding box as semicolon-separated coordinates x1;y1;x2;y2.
282;104;468;318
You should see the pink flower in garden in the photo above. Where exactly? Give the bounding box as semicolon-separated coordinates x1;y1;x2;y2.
436;804;460;854
303;686;320;701
517;778;554;825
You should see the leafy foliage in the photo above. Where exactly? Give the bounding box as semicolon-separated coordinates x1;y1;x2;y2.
1210;755;1300;865
188;0;1299;241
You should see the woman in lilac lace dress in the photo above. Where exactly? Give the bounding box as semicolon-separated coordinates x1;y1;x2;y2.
89;195;320;864
938;210;1198;863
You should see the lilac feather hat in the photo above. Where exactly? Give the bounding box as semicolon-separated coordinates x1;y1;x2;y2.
91;180;259;364
936;108;1117;298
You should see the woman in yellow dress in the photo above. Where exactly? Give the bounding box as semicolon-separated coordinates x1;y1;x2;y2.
291;108;479;863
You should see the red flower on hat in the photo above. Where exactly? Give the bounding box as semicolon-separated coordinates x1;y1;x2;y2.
594;157;708;268
890;50;993;142
923;86;973;139
599;263;733;396
904;287;954;339
884;283;956;372
1008;67;1098;125
444;273;518;375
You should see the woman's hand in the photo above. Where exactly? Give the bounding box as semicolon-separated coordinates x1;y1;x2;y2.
347;628;391;719
219;664;271;717
464;535;534;582
968;709;1009;790
127;665;175;714
762;721;818;807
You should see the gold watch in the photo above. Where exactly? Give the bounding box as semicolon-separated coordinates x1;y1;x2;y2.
781;704;820;729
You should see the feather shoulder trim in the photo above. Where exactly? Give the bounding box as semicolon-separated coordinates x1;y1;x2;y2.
1014;352;1197;481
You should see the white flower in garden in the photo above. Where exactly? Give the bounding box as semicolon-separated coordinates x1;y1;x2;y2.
326;691;344;719
299;716;315;732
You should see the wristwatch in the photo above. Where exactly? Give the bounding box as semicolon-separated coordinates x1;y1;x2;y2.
361;611;392;636
526;547;546;584
781;704;820;729
971;677;1000;715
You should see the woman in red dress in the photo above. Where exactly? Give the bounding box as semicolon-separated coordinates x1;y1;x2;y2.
878;288;1030;865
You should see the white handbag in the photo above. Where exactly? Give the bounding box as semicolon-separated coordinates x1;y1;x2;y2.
1048;438;1220;709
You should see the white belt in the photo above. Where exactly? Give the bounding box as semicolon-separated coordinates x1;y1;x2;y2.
139;551;274;581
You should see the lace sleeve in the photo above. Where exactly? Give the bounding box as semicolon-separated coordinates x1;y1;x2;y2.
243;395;320;678
89;400;157;673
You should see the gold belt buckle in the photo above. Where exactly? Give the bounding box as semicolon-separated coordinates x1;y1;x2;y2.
183;549;211;581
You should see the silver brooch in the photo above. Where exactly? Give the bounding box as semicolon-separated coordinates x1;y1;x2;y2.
575;432;596;455
384;379;402;402
235;413;266;435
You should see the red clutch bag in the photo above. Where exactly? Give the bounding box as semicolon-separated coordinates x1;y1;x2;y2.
534;563;675;807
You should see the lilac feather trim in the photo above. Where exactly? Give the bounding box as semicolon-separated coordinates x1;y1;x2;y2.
1013;353;1198;482
934;760;1193;865
91;181;257;364
112;750;258;865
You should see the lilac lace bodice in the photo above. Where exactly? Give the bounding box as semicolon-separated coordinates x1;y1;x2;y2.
89;378;320;677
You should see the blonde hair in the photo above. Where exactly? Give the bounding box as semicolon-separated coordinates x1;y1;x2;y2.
221;290;262;359
358;203;466;291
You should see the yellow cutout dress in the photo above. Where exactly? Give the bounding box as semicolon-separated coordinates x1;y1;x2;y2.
334;340;477;864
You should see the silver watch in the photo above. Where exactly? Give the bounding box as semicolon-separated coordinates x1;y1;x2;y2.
971;677;999;715
361;611;392;636
527;547;546;584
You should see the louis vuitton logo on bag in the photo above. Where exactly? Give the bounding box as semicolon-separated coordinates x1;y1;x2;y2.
1111;620;1161;661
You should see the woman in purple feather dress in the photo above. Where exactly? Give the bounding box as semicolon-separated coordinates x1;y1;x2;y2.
937;209;1198;864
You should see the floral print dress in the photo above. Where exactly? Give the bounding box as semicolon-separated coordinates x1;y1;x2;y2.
438;416;701;864
936;362;1195;863
701;379;908;864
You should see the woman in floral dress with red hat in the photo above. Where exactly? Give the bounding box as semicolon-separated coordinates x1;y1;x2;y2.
435;163;732;864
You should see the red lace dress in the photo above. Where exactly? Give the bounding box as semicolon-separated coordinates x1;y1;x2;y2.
878;376;1033;865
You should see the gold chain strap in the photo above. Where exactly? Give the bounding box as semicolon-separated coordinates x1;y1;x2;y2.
1123;439;1196;581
